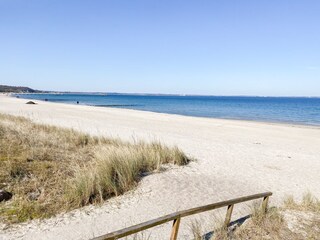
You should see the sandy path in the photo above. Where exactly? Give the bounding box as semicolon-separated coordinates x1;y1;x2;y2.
0;94;319;239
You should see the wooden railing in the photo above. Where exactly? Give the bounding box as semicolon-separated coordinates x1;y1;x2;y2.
92;192;272;240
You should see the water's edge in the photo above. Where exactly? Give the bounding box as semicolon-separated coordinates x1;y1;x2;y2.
14;93;320;126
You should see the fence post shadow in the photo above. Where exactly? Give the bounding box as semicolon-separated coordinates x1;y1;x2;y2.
202;214;251;240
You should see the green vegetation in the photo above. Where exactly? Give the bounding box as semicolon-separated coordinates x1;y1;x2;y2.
0;114;190;224
0;85;40;93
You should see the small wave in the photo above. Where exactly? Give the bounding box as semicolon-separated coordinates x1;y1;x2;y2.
94;104;141;107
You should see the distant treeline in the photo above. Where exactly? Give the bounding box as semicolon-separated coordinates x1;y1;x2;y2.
0;85;43;93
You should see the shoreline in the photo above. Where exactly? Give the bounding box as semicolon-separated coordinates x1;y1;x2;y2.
9;93;320;129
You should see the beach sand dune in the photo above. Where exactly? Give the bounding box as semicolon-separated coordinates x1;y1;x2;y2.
0;94;319;239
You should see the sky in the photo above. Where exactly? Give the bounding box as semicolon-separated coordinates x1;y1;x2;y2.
0;0;320;96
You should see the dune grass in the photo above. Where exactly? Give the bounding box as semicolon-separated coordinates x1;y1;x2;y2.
283;192;320;213
0;113;190;224
231;203;288;239
192;193;320;240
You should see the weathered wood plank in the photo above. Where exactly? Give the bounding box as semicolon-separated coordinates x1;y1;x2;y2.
170;217;181;240
261;196;269;214
178;192;272;218
94;213;180;240
224;204;234;228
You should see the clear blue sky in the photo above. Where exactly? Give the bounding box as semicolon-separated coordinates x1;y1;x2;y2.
1;0;319;96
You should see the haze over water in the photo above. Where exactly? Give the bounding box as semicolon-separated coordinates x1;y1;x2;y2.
18;94;320;126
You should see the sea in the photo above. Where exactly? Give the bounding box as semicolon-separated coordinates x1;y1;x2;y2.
15;93;320;126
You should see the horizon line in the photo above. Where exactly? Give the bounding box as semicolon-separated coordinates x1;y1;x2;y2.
16;91;320;98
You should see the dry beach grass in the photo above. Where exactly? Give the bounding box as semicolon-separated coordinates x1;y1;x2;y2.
191;193;320;240
0;113;190;224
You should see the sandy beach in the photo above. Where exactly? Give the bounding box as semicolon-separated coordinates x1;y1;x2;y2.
0;94;319;240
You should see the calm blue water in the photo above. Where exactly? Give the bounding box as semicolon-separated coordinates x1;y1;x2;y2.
16;94;320;125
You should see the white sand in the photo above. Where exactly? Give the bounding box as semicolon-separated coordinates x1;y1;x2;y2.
0;94;319;239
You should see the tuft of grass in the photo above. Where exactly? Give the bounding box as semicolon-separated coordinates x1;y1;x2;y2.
234;204;285;239
191;194;320;240
66;142;189;207
284;192;320;213
0;113;190;224
211;219;229;240
190;219;203;240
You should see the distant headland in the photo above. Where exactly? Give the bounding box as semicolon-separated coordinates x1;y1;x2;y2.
0;84;44;93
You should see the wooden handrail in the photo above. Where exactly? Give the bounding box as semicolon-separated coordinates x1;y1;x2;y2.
92;191;272;240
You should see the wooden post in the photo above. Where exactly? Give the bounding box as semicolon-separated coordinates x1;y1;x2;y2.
170;217;181;240
224;204;234;228
261;196;269;214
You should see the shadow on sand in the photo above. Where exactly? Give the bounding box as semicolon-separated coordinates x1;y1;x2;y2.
202;215;251;240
